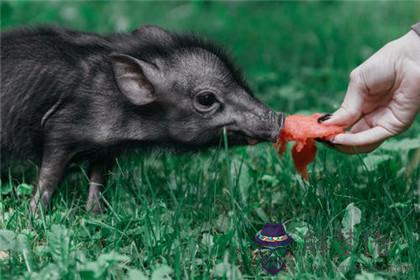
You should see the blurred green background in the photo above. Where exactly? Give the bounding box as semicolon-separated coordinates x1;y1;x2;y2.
1;1;419;279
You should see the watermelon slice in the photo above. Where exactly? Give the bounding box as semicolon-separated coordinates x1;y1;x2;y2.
274;113;345;180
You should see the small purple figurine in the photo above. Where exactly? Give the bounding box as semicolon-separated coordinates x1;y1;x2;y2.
254;223;294;275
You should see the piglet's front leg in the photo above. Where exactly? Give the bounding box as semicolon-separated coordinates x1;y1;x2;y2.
30;148;72;213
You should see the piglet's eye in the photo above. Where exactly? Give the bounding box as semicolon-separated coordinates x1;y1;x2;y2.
197;92;217;107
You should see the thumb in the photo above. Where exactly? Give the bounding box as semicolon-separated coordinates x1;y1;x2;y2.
323;70;366;127
331;126;391;146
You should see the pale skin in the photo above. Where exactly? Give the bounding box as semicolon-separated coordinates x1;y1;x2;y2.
322;30;420;154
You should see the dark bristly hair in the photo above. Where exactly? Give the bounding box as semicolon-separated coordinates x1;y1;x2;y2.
1;25;256;165
147;33;253;95
2;25;253;95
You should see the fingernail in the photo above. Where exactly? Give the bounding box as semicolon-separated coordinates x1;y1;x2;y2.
318;113;332;123
329;137;337;144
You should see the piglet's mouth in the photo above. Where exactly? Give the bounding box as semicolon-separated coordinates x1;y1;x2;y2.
224;129;267;146
247;138;260;145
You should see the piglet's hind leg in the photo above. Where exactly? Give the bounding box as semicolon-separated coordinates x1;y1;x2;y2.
86;158;113;214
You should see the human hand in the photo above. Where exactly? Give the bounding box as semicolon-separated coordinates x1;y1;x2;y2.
322;30;420;154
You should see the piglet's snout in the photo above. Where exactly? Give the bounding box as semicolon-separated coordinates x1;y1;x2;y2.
267;111;285;142
244;110;284;143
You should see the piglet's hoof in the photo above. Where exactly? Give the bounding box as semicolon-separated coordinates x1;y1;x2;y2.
30;191;52;214
86;197;105;214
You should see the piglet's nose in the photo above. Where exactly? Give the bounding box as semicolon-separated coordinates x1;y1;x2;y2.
268;112;285;142
277;112;285;130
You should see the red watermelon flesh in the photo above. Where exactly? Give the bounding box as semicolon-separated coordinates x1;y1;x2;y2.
274;114;345;179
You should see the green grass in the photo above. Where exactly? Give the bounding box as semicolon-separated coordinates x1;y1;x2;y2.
1;1;419;279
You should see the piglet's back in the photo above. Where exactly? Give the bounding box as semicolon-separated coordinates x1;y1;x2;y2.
0;26;110;164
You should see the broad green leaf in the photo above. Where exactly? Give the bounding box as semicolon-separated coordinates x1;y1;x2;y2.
213;253;242;280
96;251;129;264
201;233;214;247
17;183;33;196
368;237;379;260
0;229;30;252
46;224;71;265
261;175;279;186
337;256;351;274
355;271;385;280
128;269;148;280
151;264;173;280
0;229;33;271
27;263;62;280
0;230;17;251
357;253;373;267
341;203;361;245
289;223;309;246
79;251;130;279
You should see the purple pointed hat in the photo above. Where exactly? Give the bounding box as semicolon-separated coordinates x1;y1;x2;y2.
254;223;293;247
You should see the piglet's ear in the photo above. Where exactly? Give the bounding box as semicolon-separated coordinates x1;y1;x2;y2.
110;53;158;106
132;25;173;43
